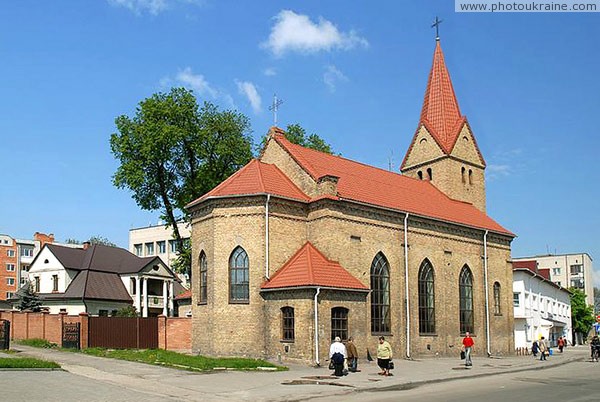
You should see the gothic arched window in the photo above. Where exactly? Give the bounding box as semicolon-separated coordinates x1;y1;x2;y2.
418;259;435;334
199;251;207;304
371;252;391;334
229;246;249;303
493;282;501;315
459;265;474;334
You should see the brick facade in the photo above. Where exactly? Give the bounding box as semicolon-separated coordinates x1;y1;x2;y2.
188;138;514;363
0;236;18;300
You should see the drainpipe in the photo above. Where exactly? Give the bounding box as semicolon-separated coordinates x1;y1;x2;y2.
314;287;321;366
265;194;271;280
483;230;491;357
404;213;410;359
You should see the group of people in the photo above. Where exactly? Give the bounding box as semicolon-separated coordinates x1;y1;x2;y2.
329;333;476;377
328;336;393;377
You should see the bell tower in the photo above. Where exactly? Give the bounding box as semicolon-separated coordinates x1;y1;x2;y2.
401;39;486;212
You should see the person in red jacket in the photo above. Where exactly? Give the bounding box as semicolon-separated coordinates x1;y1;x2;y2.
462;332;474;367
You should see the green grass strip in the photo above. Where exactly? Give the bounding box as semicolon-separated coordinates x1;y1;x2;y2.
15;338;58;349
80;348;287;371
0;357;60;369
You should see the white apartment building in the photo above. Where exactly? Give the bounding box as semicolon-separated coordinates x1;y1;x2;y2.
129;222;191;286
513;253;594;307
513;266;572;348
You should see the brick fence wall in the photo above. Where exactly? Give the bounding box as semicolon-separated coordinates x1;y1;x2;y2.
158;316;192;352
0;311;191;351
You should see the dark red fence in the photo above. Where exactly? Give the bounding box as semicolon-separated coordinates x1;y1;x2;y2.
88;317;158;349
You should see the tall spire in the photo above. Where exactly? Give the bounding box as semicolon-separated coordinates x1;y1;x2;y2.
419;40;464;153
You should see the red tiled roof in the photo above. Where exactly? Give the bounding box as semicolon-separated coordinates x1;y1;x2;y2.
513;260;537;271
261;242;369;291
401;41;485;168
186;159;310;208
175;289;191;300
420;41;463;153
272;134;513;236
537;268;551;280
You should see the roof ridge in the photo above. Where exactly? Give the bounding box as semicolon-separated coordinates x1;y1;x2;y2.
306;242;315;284
255;160;267;193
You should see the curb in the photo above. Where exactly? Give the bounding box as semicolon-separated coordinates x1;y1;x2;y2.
359;355;585;394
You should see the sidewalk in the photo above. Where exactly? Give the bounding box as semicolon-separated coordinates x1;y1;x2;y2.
7;345;588;401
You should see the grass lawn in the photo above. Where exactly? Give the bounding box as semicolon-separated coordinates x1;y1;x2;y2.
15;339;58;348
0;356;60;369
80;348;287;371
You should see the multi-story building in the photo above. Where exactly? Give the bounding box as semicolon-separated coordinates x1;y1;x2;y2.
0;232;78;301
0;235;18;301
513;253;594;307
513;262;572;348
129;222;191;286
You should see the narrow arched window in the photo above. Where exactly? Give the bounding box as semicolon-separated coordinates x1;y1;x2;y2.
331;307;349;341
418;259;435;334
461;167;466;184
199;251;207;304
427;168;433;180
459;265;474;334
468;169;473;185
417;171;423;180
493;282;501;315
371;252;390;334
281;306;295;341
229;246;249;303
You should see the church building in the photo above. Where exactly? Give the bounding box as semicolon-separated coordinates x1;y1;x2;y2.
186;39;515;364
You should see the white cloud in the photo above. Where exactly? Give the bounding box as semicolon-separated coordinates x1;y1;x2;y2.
487;164;512;180
160;67;234;108
323;64;348;92
262;10;368;57
264;67;277;77
108;0;203;15
236;80;262;114
108;0;168;15
175;67;217;98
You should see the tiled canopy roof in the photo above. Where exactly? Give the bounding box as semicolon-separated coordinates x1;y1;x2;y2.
262;242;369;291
420;40;463;153
187;159;310;208
401;41;485;168
272;134;513;236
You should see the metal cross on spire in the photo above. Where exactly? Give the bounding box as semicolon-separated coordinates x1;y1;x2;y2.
431;16;443;41
269;94;284;126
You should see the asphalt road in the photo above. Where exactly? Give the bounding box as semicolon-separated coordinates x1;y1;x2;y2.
314;360;600;402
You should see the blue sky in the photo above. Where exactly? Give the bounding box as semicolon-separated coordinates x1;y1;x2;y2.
1;1;598;279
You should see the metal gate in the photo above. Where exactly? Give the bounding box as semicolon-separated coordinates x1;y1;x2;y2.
62;322;81;349
0;320;10;350
88;317;158;349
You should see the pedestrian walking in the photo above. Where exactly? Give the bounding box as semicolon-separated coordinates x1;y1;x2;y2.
329;337;347;376
539;336;548;361
531;340;539;357
558;336;565;353
346;337;358;372
376;336;393;376
462;332;474;367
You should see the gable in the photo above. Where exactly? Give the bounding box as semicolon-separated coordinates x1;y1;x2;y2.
449;123;486;167
260;133;319;197
28;247;67;274
401;125;446;170
139;259;174;278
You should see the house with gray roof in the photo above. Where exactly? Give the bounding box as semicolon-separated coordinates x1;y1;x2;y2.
25;243;182;317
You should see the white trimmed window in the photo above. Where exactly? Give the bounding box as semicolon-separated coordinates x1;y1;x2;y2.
6;264;15;272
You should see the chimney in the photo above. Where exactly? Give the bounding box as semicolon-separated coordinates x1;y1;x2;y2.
317;174;339;196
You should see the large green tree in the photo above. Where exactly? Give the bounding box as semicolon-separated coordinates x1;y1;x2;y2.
569;288;595;339
110;88;253;276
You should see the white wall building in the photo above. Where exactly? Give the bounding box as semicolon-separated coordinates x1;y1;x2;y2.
129;222;191;286
513;266;572;349
513;253;593;308
26;243;181;317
